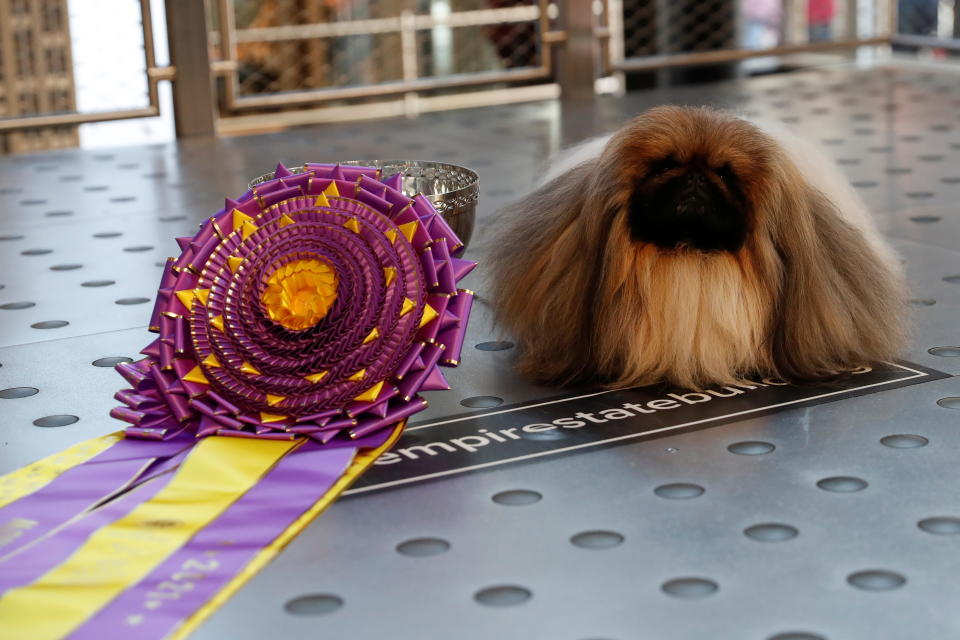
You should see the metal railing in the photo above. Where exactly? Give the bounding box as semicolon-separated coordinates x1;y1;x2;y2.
209;0;562;114
4;0;960;146
892;0;960;50
603;0;896;74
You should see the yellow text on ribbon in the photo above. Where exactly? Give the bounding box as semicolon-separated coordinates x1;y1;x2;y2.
0;436;298;640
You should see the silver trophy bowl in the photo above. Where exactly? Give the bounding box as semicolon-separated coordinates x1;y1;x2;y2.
248;160;479;250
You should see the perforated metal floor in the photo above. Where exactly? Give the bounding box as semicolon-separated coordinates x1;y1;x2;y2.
3;61;960;640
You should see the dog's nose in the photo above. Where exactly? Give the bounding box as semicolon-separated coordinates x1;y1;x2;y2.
682;170;707;190
674;171;711;216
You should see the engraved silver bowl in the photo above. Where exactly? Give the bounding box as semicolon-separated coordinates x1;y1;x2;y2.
248;160;479;250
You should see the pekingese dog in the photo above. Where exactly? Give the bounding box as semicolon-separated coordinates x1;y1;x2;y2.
489;106;907;389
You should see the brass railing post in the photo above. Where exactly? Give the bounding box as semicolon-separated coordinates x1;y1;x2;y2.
166;0;217;137
556;0;599;99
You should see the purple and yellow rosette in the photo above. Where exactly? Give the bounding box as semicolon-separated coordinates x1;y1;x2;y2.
0;162;475;639
111;162;475;444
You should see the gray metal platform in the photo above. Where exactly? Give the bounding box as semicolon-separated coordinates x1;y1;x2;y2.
2;62;960;640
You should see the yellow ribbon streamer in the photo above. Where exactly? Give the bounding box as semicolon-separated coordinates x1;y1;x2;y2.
0;432;123;511
0;436;298;640
169;421;406;640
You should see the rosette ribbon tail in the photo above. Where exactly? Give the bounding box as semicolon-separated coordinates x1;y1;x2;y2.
0;425;403;640
0;433;194;562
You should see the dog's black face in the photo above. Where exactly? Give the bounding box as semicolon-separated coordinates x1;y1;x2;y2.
627;154;750;252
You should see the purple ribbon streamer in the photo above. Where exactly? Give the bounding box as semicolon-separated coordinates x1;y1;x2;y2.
69;432;391;639
0;467;179;595
0;435;193;558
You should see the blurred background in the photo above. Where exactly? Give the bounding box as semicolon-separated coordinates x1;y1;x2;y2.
1;0;959;154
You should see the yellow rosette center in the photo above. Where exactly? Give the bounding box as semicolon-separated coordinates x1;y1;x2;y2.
262;259;338;330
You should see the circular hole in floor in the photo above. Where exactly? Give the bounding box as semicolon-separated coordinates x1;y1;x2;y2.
50;263;82;271
727;441;776;455
570;530;625;550
744;523;799;542
283;594;343;616
475;341;514;351
158;215;187;222
396;537;451;557
45;210;72;217
880;434;928;448
817;476;868;492
474;585;531;607
928;346;960;357
33;414;79;427
0;387;39;399
93;231;122;239
767;633;827;640
917;516;960;535
1;301;36;310
653;483;705;499
492;489;542;506
0;234;25;241
660;577;718;599
123;245;154;252
906;192;935;199
31;320;68;329
852;181;878;188
92;356;133;367
909;215;940;223
21;248;52;256
115;297;150;305
82;280;115;287
847;570;906;591
936;397;960;409
944;275;960;284
461;396;503;409
907;298;936;306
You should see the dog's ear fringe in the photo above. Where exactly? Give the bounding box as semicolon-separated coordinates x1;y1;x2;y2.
486;161;605;385
768;183;908;381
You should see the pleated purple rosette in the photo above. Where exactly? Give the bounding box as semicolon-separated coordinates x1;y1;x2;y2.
111;162;476;442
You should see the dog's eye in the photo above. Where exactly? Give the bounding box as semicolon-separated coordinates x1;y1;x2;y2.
649;158;679;177
715;163;736;183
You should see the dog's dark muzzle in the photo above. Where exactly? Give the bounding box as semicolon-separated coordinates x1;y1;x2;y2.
629;170;748;252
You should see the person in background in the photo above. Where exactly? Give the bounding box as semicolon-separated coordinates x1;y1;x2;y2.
808;0;835;42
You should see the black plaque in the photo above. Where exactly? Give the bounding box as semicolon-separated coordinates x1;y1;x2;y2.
347;362;949;496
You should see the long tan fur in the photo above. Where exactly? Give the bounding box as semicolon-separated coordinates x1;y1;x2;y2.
489;106;907;389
